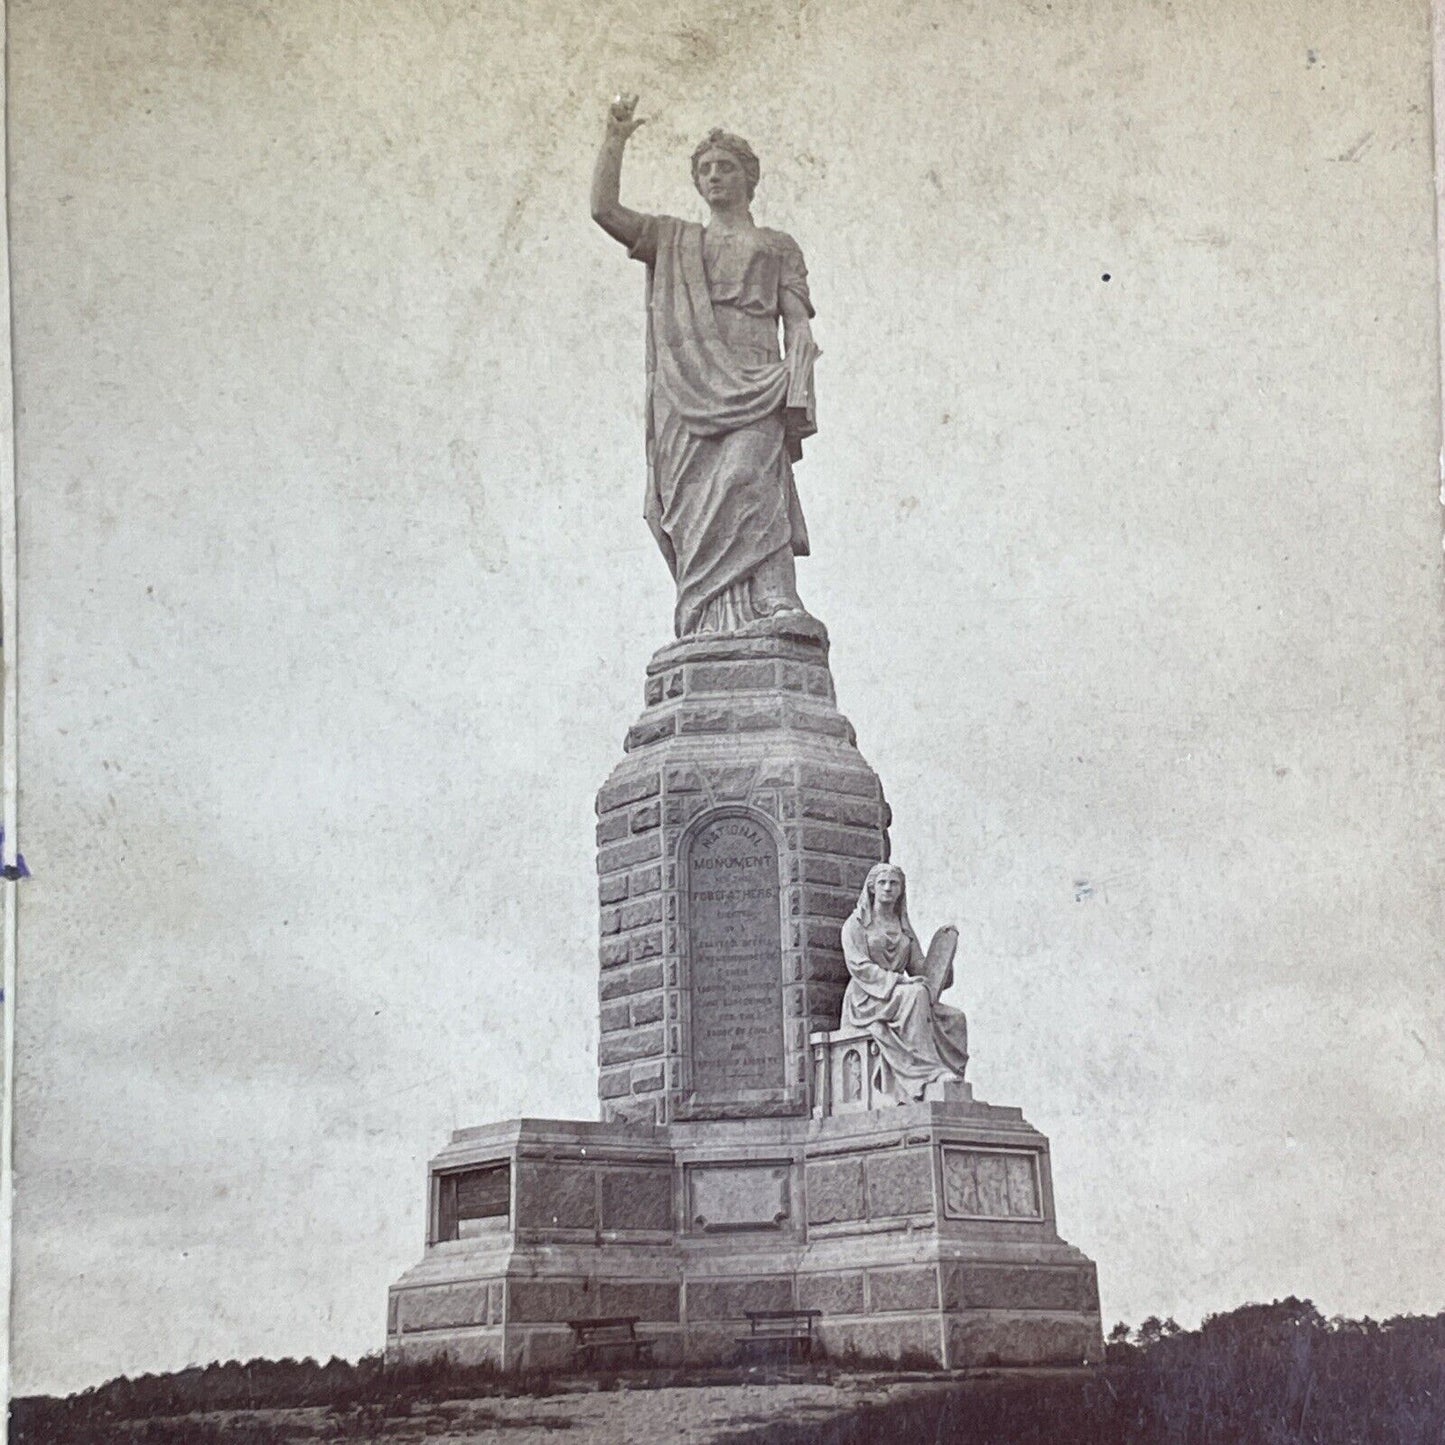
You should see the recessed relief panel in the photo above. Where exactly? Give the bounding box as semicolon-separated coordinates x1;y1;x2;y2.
686;814;785;1097
435;1163;510;1241
686;1162;791;1233
941;1147;1043;1221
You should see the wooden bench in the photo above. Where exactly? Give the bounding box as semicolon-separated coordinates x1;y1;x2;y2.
565;1316;654;1370
735;1308;823;1362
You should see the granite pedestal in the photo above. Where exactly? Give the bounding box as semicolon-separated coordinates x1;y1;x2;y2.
386;618;1104;1370
386;1098;1101;1369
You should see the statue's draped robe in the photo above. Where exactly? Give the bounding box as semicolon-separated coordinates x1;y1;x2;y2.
840;915;970;1101
629;215;817;635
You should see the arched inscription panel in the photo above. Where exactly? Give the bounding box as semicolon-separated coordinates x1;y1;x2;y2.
686;813;785;1096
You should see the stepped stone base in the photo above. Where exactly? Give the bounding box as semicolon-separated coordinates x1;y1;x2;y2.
385;1098;1104;1371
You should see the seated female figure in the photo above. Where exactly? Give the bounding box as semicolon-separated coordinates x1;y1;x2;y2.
840;863;969;1102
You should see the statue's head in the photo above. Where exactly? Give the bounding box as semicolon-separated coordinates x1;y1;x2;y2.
867;862;906;908
691;128;760;204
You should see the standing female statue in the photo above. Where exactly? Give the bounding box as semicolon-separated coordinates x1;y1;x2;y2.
841;863;969;1102
591;95;820;637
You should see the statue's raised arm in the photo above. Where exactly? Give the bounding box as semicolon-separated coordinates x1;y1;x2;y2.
593;104;821;638
590;94;648;250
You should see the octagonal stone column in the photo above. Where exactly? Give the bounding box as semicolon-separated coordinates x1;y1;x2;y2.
594;617;891;1124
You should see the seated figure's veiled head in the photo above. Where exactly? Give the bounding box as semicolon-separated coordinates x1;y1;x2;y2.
856;861;914;931
871;863;905;908
691;128;760;204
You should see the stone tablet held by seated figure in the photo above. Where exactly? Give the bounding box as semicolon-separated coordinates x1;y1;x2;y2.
590;93;819;637
840;863;969;1102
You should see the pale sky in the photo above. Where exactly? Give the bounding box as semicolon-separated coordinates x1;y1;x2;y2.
11;0;1444;1397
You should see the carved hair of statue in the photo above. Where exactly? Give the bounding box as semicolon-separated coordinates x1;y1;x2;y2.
690;128;761;199
852;861;919;942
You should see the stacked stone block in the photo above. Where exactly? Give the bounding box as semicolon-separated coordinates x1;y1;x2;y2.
594;619;891;1123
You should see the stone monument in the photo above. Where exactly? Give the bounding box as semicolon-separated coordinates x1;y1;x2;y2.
385;96;1104;1370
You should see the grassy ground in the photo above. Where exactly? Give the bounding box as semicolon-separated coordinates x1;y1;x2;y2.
13;1300;1445;1444
10;1374;958;1444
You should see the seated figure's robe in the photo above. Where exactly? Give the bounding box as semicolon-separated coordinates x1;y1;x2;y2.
840;915;970;1101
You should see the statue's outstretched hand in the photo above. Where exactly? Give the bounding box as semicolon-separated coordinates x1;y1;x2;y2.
607;93;646;143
